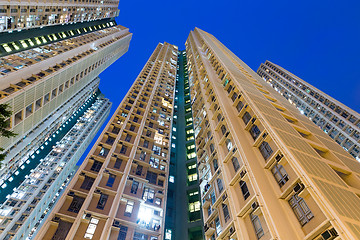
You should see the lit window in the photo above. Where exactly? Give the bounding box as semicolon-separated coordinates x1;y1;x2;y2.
2;44;12;53
169;176;174;183
189;201;201;212
20;40;28;48
188;173;197;182
84;218;99;239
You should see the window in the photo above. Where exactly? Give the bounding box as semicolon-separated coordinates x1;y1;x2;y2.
90;160;102;172
84;218;99;239
259;141;273;160
146;171;158;184
106;174;116;187
189;201;201;212
210;191;216;205
217;178;224;193
271;163;288;187
142;187;155;203
222;204;230;222
232;157;240;172
80;176;94;190
131;181;139;194
250;213;264;239
120;145;127;154
67;195;85;213
226;139;233;151
133;232;148;240
135;165;143;176
210;144;215;153
213;159;219;171
240;180;250;200
117;225;128;240
188;173;198;182
242;112;252;125
215;217;221;235
143;140;149;148
124;200;134;217
114;158;122;169
96;193;108;210
236;101;244;112
221;125;227;135
250;125;261;140
289;194;313;226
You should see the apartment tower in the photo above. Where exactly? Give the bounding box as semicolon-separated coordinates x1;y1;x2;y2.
36;28;360;240
35;42;178;240
257;61;360;160
0;1;132;239
185;28;360;239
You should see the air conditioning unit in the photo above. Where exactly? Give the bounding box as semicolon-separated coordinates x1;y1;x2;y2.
244;105;248;109
321;228;338;240
222;194;227;201
52;216;60;222
251;202;259;210
94;189;101;194
240;170;247;178
275;154;284;162
68;191;75;197
84;213;92;220
293;183;304;194
262;133;268;139
104;169;110;174
229;226;235;235
80;172;85;176
251;117;256;124
113;220;121;227
232;147;237;153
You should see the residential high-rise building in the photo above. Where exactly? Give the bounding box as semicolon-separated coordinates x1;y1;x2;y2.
36;27;360;240
257;61;360;160
0;1;132;239
185;28;360;239
34;42;178;240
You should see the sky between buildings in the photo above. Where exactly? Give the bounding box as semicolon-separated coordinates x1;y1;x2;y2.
77;0;360;165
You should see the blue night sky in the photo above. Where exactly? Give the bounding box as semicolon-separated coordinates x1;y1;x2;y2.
78;0;360;165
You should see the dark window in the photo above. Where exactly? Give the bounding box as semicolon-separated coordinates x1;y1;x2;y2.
242;112;252;125
221;125;227;135
231;157;240;172
130;181;139;194
130;125;135;131
120;145;127;154
143;140;149;148
146;171;158;184
114;158;122;169
289;194;313;226
251;213;264;239
240;180;250;200
222;203;230;222
236;101;244;112
259;141;273;160
135;165;143;176
96;193;109;210
90;160;102;172
250;125;261;140
217;178;223;193
68;196;84;213
133;232;148;240
106;174;116;187
213;159;218;171
117;225;128;240
80;176;94;190
231;92;238;102
271;163;289;187
125;134;132;142
210;144;215;153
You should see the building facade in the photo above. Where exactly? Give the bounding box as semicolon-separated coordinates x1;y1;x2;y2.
186;28;360;239
34;42;178;240
35;27;360;240
0;1;132;239
257;61;360;160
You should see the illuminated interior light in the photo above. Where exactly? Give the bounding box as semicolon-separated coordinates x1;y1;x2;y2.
35;37;41;44
2;44;12;52
20;40;28;48
41;36;47;43
28;39;34;46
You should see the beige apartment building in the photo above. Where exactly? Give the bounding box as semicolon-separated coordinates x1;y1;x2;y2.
35;42;178;240
186;28;360;240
